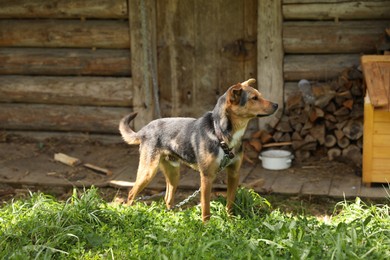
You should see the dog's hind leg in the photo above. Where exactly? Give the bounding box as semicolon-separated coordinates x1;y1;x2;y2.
159;158;180;209
127;149;160;205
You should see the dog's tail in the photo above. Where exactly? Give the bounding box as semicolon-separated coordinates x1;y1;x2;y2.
119;113;141;145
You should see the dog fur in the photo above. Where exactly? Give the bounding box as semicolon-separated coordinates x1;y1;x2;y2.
119;78;278;222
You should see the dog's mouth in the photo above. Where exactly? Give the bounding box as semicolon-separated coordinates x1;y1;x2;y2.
256;114;272;118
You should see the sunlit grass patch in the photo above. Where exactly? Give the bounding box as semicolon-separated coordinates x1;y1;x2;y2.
0;186;389;259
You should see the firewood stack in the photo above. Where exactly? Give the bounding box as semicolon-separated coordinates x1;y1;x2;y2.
250;67;365;165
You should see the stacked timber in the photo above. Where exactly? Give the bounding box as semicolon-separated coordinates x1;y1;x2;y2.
249;67;365;165
0;0;132;136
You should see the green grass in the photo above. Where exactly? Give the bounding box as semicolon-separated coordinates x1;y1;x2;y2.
0;187;389;259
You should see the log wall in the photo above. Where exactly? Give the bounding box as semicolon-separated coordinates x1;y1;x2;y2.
282;0;390;99
0;0;132;135
0;0;389;142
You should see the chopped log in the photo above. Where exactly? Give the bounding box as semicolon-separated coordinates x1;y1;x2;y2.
0;76;132;106
249;139;262;152
0;20;129;48
337;137;350;149
263;142;292;149
0;0;127;19
0;103;131;134
291;131;303;141
343;99;354;110
260;131;273;144
309;124;325;145
275;116;293;132
295;150;311;161
327;148;341;161
324;135;337;148
325;101;336;113
0;48;131;76
334;129;345;141
342;145;362;166
286;93;304;111
324;113;337;123
54;153;81;167
272;131;284;142
343;119;363;140
334;107;350;116
309;107;324;122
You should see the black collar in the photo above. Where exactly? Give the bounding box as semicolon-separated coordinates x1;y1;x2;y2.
213;121;235;160
219;140;235;159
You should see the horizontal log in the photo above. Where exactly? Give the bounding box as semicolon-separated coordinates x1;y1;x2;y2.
284;21;389;54
0;103;132;134
4;130;123;144
0;76;133;106
0;0;127;19
0;48;131;76
283;1;390;20
0;20;129;48
284;54;361;81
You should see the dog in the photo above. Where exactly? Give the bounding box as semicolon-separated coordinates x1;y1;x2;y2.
119;78;278;222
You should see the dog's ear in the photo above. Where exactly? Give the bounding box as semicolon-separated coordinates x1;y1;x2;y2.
227;83;247;105
241;78;256;87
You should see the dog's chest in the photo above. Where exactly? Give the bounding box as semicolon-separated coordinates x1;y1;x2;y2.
229;128;245;148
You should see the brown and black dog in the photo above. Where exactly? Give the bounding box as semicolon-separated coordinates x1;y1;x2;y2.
119;79;278;221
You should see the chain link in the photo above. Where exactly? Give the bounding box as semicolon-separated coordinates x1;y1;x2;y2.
135;154;232;210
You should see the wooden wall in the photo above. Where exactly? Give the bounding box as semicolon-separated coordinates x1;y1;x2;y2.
282;0;390;98
0;0;133;135
0;0;389;139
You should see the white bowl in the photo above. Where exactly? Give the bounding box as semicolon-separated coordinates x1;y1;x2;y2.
258;150;294;170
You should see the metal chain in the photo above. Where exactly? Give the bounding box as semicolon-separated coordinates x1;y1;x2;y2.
135;154;232;209
167;154;232;210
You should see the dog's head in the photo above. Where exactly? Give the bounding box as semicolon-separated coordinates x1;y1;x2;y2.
226;78;278;118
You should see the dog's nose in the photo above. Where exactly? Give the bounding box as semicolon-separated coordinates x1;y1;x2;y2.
272;103;278;110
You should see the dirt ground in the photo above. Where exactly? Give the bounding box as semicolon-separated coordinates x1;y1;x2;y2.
0;133;388;217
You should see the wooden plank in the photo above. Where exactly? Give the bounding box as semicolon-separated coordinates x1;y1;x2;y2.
361;56;390;108
0;20;129;49
372;158;390;170
0;48;131;76
283;1;390;21
193;0;223;115
373;122;390;134
0;103;131;134
284;21;389;54
0;76;132;106
373;134;390;147
258;0;284;129
129;0;156;129
0;0;127;19
284;54;360;81
372;146;390;159
363;101;374;184
156;0;196;117
374;109;390;122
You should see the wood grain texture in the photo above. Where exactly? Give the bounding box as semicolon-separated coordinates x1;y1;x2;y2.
284;54;361;81
284;21;389;54
0;103;131;134
0;20;129;48
283;1;390;21
0;48;131;76
258;0;284;129
0;0;127;19
0;76;132;106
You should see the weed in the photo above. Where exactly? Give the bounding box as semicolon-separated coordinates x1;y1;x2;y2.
0;187;389;259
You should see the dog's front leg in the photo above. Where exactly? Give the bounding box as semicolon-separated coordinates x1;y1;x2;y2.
200;171;216;222
226;155;243;215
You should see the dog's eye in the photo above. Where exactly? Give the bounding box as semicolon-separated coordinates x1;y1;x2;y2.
252;96;258;101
